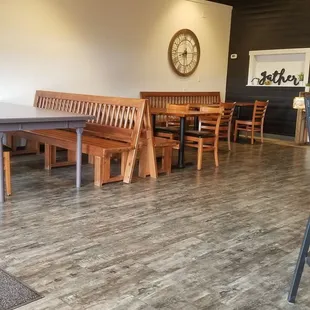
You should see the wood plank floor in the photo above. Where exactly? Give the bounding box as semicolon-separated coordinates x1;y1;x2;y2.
0;141;310;309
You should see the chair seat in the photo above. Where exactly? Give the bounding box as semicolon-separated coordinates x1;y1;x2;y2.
185;130;215;138
155;126;180;133
236;119;252;125
236;120;262;126
3;145;12;152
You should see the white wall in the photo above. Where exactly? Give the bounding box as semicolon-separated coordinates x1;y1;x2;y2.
0;0;232;105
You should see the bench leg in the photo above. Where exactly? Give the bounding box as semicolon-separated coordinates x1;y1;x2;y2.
162;146;172;175
44;144;56;170
88;155;94;165
123;149;137;184
94;156;102;187
138;146;149;178
121;152;128;176
4;152;11;196
102;155;111;184
68;150;76;162
27;140;40;155
94;155;111;186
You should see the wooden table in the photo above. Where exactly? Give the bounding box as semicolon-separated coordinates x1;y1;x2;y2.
0;103;92;202
150;108;213;169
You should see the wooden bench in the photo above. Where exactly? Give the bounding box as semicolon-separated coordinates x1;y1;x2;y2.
140;91;221;107
14;91;155;186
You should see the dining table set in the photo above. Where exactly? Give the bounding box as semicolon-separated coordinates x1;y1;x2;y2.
150;101;255;169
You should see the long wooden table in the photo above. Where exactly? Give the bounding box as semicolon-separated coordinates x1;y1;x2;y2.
150;108;214;169
0;103;92;202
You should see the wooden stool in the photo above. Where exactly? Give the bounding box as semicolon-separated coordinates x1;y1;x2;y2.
3;145;12;196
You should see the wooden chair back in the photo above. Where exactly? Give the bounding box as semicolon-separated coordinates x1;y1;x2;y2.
34;90;146;147
165;104;189;127
252;100;269;124
220;102;235;124
167;104;190;112
199;106;223;136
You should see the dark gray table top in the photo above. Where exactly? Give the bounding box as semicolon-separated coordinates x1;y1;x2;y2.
0;103;92;124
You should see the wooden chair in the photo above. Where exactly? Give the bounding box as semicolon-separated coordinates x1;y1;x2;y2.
234;100;269;144
4;146;11;196
155;104;190;140
200;102;235;151
185;106;222;170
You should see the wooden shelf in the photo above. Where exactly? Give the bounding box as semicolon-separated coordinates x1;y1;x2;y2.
247;48;310;88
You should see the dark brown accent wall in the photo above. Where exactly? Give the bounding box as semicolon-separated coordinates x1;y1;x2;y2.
211;0;310;136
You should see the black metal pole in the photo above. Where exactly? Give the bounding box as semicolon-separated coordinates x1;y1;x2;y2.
177;117;186;169
288;217;310;303
152;114;156;135
194;116;199;131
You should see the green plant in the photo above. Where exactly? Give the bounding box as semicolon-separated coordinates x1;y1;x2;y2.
298;72;304;81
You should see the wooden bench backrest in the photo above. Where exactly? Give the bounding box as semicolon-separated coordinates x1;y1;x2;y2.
140;91;221;108
34;90;146;146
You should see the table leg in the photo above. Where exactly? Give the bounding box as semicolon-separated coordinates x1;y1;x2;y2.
237;106;241;119
0;133;4;203
76;128;83;188
152;114;156;135
177;117;186;169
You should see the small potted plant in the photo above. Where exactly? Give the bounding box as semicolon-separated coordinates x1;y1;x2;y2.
298;72;304;82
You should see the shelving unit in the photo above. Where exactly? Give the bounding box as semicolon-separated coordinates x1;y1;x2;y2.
247;48;310;88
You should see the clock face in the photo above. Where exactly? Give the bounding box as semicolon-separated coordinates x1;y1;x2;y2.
168;29;200;77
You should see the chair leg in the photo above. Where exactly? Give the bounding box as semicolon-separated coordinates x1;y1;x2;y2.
251;127;255;145
228;123;231;151
234;122;238;142
214;138;219;167
4;152;11;196
197;139;203;170
261;124;264;144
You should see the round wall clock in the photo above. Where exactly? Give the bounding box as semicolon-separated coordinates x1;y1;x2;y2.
168;29;200;77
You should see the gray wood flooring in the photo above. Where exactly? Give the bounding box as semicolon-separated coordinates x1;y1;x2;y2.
0;141;310;309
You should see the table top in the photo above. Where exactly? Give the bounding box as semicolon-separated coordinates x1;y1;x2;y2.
0;103;92;124
235;102;255;107
150;108;216;117
189;103;219;108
